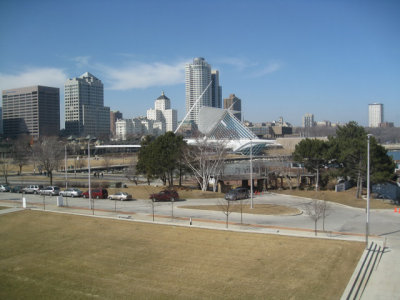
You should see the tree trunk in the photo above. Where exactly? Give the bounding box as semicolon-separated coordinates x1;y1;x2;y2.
315;168;319;191
356;159;362;198
169;170;174;187
178;166;182;187
314;219;318;236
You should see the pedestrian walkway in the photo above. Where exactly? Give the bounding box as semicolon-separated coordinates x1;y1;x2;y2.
361;237;400;300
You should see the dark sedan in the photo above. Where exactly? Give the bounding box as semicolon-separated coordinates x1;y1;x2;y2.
150;190;179;202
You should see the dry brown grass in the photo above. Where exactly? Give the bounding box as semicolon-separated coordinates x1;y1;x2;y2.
0;206;8;210
275;188;394;209
180;203;300;215
0;210;363;299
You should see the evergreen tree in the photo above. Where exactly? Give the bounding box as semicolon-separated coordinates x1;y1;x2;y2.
293;138;329;191
328;122;395;197
136;133;186;187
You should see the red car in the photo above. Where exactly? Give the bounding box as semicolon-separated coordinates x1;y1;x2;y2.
150;190;179;202
82;188;108;199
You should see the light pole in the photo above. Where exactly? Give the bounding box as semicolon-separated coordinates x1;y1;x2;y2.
250;139;253;209
366;134;372;248
88;140;93;214
64;145;68;189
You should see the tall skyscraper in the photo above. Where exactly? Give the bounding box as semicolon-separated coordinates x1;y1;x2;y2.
302;113;314;128
211;70;222;108
0;107;3;135
185;57;213;125
110;110;123;138
223;94;242;121
368;103;383;127
64;72;110;137
2;85;60;139
147;92;177;133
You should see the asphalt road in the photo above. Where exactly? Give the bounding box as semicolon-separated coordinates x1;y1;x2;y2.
1;191;399;240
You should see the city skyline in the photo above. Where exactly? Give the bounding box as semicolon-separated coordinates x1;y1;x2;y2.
0;0;399;127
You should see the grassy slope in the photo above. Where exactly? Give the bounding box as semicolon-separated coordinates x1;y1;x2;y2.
0;210;364;299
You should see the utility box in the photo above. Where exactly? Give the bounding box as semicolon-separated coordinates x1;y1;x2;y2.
57;196;64;207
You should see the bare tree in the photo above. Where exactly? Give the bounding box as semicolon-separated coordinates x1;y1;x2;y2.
304;199;325;236
102;155;112;172
184;137;227;192
0;158;10;184
238;199;248;224
149;198;158;222
217;199;236;228
32;137;64;185
12;135;30;175
124;158;138;185
77;157;86;169
321;200;330;232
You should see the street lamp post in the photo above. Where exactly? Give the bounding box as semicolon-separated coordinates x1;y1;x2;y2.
65;145;68;190
88;141;93;214
366;134;372;248
250;139;253;209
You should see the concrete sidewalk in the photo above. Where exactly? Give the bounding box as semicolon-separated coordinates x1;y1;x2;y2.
361;237;400;300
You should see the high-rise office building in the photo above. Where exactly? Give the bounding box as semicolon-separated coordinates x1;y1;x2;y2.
302;113;315;128
185;57;217;125
110;110;123;138
64;72;110;137
2;85;60;139
211;70;222;108
147;92;177;133
368;103;383;127
0;107;3;135
223;94;242;121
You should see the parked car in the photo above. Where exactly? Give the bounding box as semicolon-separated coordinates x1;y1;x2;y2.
0;184;11;192
39;186;60;196
108;192;132;201
11;185;24;193
150;190;179;202
22;185;43;194
82;188;108;199
225;187;249;201
59;188;83;198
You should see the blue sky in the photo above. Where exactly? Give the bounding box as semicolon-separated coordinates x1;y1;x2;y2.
1;0;399;127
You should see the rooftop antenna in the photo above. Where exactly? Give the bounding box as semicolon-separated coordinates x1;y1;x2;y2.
174;80;213;134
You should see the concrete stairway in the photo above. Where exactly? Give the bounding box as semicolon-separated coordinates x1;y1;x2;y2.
341;242;384;300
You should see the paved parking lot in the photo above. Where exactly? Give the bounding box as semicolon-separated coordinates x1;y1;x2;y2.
1;191;398;240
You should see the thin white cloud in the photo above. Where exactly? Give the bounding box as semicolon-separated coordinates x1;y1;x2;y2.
98;61;186;90
250;61;282;77
216;57;257;70
216;57;282;77
0;67;68;91
71;56;91;67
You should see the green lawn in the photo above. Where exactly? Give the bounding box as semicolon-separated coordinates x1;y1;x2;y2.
0;210;364;299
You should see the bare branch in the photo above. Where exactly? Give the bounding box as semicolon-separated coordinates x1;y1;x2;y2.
184;137;228;191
